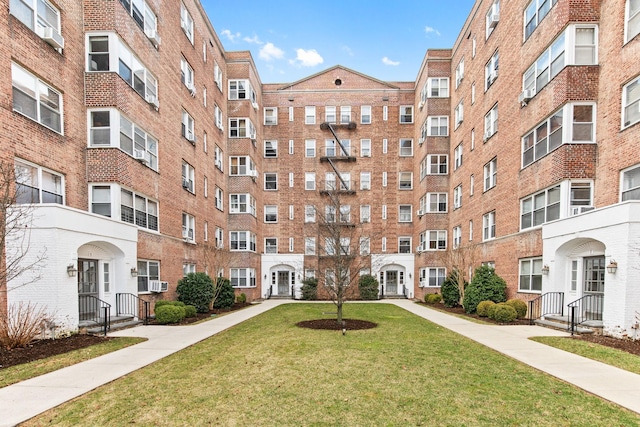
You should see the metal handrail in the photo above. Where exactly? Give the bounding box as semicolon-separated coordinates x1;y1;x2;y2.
291;285;295;300
267;285;273;299
402;285;408;299
379;285;384;300
116;293;151;325
79;295;111;335
527;292;564;325
567;294;604;335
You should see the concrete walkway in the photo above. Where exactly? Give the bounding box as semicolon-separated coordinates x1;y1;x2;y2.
2;299;640;425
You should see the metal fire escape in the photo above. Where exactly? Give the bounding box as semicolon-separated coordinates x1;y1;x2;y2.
319;116;357;195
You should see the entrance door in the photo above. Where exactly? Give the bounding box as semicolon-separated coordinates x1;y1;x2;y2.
386;271;398;294
78;259;99;320
583;256;605;320
277;271;290;295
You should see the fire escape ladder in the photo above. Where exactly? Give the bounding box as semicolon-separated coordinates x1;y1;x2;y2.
327;157;349;190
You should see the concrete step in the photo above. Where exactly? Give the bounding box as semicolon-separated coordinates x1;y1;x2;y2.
534;318;595;334
87;319;143;335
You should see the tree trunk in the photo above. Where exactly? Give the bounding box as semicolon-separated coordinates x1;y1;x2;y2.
336;301;343;323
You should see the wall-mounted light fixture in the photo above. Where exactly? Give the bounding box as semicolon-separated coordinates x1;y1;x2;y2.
67;264;78;277
541;265;549;275
607;260;618;274
130;267;138;277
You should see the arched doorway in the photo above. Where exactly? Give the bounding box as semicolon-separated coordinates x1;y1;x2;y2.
270;264;295;297
378;264;406;296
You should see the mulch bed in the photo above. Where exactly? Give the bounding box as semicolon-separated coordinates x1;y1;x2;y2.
296;319;377;330
147;302;253;325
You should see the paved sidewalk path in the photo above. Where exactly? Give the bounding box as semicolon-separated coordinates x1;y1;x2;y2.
391;300;640;415
2;299;640;425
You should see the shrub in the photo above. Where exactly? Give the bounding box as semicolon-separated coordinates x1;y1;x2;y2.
0;302;51;349
213;277;235;309
358;275;379;300
154;300;173;309
301;277;318;300
490;303;517;323
486;303;498;319
183;305;197;318
425;293;442;304
462;265;507;314
236;293;247;304
476;300;495;317
176;272;215;313
441;270;465;307
155;305;186;324
506;299;528;319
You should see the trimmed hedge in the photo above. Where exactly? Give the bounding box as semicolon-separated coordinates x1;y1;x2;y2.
177;273;215;313
490;303;517;323
301;277;318;300
183;305;197;318
425;293;442;304
441;270;465;307
155;305;186;324
358;275;379;300
213;277;235;309
462;265;506;314
506;299;528;319
476;300;495;317
236;293;247;304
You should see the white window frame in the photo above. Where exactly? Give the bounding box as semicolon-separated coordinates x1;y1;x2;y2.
455;58;464;88
305;205;316;223
361;106;372;124
14;159;64;205
305;237;316;255
623;75;640;129
11;62;63;133
622;163;640;201
486;0;500;39
265;238;278;254
305;172;316;190
229;156;255;176
427;193;448;213
427;116;448;137
453;185;462;209
484;158;497;191
485;50;499;90
520;185;560;230
360;172;371;190
360;205;371;223
427;155;448;175
421;267;446;287
428;230;447;250
180;57;194;91
264;172;278;191
360;139;371;157
230;268;256;288
626;0;640;43
305;106;316;124
264;140;278;158
399;172;413;190
524;0;558;41
229;193;257;216
264;107;278;125
182;161;195;193
182;212;195;243
453;225;462;249
398;205;412;223
305;139;316;157
182;110;195;141
427;78;449;98
398;237;412;254
399;139;413;157
454;101;464;128
454;144;463;170
230;231;256;252
483;211;496;241
399;106;413;124
519;257;543;293
180;3;194;43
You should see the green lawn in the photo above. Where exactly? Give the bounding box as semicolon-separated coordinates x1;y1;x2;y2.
25;304;640;426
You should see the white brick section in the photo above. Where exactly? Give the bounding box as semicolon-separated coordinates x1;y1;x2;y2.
261;254;304;298
372;254;416;298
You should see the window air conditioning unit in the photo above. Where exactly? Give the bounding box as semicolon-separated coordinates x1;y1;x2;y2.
186;133;196;144
518;89;535;104
188;84;196;97
252;102;259;110
249;131;257;141
488;5;500;28
42;27;64;50
144;29;161;48
133;149;148;163
416;244;425;253
215;159;223;169
417;209;425;217
488;70;497;83
182;178;191;190
248;169;258;177
145;94;159;109
483;130;493;142
418;101;425;110
571;206;594;216
362;217;370;223
149;280;169;292
419;281;426;288
182;227;193;240
418;137;425;145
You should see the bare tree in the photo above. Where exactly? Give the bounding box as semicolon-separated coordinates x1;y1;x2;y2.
436;242;480;305
200;240;233;308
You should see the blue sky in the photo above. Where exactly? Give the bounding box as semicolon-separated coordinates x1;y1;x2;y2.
201;0;476;84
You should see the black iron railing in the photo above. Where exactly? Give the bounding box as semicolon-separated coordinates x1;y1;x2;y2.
567;294;603;335
402;285;408;299
116;293;151;325
527;292;564;325
79;295;111;335
291;285;295;300
267;285;273;299
379;285;384;300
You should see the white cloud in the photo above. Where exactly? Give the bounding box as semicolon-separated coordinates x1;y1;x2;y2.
290;49;324;67
220;29;241;42
424;26;441;37
382;56;400;66
259;42;285;61
244;35;263;44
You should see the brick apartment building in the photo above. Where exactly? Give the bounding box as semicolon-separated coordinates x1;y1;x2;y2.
1;0;640;338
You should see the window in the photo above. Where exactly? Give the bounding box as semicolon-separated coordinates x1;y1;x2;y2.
10;0;63;48
360;237;371;256
229;156;255;176
230;268;256;288
325;106;336;123
383;105;388;121
427;193;447;213
230;194;256;215
305;106;316;124
470;174;475;196
214;104;223;130
289;204;294;218
383;139;388;154
428;116;448;136
214;145;224;171
264;173;277;190
454;101;464;128
399;205;412;222
11;63;62;133
360;172;371;190
399;139;413;156
521;185;560;229
180;58;194;91
100;187;159;231
627;0;640;43
182;110;195;142
289;106;294;121
264;205;278;223
525;0;558;40
182;213;195;242
305;237;316;255
484;104;498;141
265;238;278;254
382;171;387;187
339;205;351;223
214;62;223;90
570;182;593;214
484;158;497;191
482;211;496;241
522;103;595;167
428;155;448;175
382;205;387;220
381;236;387;252
453;185;462;209
623;76;640;128
340;106;351;124
229;79;249;100
137;260;159;293
486;0;500;39
14;160;64;204
472;83;476;104
361;106;371;124
88;36;109;71
305;173;316;190
421;268;446;287
622;164;640;201
182;161;195;193
428;230;447;250
305;139;316;157
229;118;255;139
305;205;316;223
215;227;224;248
454;144;463;170
289;140;294;155
399;106;413;123
264;140;277;158
203;132;207;153
180;3;194;43
398;237;411;254
453;226;462;249
264;107;277;125
485;51;499;90
325;205;336;223
519;258;543;292
89;109;158;170
469;220;473;241
360;205;371;223
522;26;598;98
455;58;464;88
361;139;371;157
215;187;223;210
230;231;256;251
399;172;413;190
428;78;449;98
